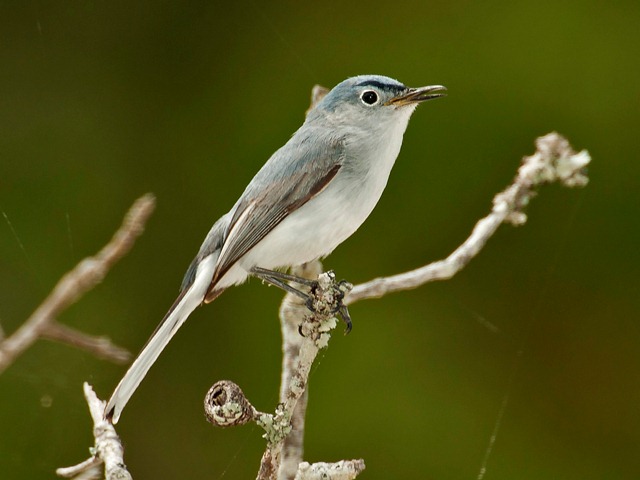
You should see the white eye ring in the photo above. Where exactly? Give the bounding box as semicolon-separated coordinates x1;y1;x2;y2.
360;90;379;106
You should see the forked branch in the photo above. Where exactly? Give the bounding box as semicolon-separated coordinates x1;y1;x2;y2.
0;194;155;374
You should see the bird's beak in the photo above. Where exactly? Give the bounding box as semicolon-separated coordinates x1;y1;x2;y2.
386;85;447;106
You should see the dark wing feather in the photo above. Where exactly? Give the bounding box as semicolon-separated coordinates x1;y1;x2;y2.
211;163;341;285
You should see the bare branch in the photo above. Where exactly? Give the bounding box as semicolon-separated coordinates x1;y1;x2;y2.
0;194;155;374
295;460;366;480
41;322;131;365
346;132;590;304
57;383;131;480
56;457;102;479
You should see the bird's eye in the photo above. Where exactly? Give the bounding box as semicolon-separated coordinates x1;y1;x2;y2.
360;90;379;105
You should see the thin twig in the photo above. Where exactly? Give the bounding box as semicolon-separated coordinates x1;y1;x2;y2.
41;322;131;364
57;383;131;480
346;132;590;304
0;194;155;374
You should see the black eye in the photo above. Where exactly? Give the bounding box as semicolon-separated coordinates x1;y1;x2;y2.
360;90;378;105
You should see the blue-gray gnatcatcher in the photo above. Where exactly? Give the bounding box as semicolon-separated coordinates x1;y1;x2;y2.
105;75;446;423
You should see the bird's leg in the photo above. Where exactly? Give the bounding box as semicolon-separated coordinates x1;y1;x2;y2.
251;267;319;288
250;267;353;333
250;267;312;303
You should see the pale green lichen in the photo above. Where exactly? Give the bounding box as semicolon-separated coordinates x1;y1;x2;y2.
212;402;243;426
256;408;292;445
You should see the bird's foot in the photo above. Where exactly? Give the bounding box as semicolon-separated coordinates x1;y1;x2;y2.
305;272;353;334
250;267;353;333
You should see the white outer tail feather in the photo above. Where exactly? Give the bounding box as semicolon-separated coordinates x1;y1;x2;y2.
105;254;217;423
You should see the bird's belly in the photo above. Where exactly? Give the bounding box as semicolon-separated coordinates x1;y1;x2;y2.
218;174;384;287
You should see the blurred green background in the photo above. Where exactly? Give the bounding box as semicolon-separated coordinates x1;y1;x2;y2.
1;1;639;478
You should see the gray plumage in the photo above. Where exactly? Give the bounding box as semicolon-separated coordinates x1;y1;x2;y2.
105;75;446;423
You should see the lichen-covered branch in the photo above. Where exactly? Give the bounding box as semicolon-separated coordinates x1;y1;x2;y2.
203;268;363;480
0;194;155;374
204;380;259;428
259;271;348;480
276;262;322;479
57;383;131;480
346;132;590;304
295;460;366;480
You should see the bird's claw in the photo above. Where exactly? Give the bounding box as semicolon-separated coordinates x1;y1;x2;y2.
305;275;353;334
339;304;353;334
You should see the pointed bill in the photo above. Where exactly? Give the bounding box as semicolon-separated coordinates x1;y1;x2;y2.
386;85;447;106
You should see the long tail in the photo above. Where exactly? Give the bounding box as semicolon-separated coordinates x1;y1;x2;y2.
104;254;217;423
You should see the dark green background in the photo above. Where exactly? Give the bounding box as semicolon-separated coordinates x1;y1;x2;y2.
1;1;639;479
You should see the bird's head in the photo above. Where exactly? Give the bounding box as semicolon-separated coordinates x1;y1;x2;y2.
310;75;446;130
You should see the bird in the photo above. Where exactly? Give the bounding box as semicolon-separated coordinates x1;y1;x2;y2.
104;74;446;423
